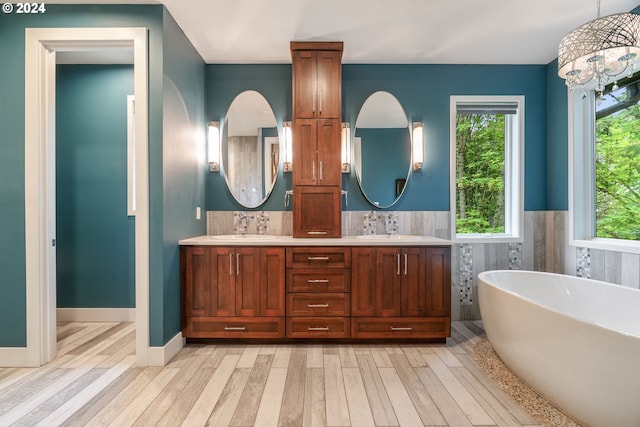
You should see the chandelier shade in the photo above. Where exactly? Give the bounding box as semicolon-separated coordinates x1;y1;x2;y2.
558;12;640;92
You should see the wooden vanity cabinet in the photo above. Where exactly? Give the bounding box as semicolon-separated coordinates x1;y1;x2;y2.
285;247;351;338
291;46;342;119
351;246;451;339
292;119;341;186
181;246;285;338
291;42;343;238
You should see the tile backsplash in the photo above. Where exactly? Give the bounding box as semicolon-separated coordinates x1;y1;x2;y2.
205;210;640;320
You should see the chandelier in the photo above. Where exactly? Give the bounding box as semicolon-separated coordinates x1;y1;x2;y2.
558;0;640;96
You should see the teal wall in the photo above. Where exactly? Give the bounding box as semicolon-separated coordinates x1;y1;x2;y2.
0;4;206;348
545;59;569;210
0;4;165;347
205;65;293;211
158;9;206;346
56;64;135;309
205;63;548;212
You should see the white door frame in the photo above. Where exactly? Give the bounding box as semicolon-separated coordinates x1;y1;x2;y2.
24;28;150;366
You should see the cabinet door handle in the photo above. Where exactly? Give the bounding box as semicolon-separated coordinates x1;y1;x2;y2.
224;326;247;331
307;256;330;261
237;253;241;275
319;161;323;181
391;327;413;331
312;161;316;181
307;304;329;308
307;231;328;235
307;279;330;283
397;254;401;275
404;253;408;276
313;80;317;114
229;253;233;275
308;327;329;331
318;79;322;115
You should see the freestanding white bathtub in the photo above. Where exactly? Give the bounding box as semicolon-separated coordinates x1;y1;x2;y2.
478;270;640;427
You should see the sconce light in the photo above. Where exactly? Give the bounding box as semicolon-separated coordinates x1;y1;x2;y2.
283;121;292;172
412;121;424;172
341;122;350;173
207;120;220;172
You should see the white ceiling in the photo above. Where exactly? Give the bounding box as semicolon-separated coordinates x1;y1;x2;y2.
43;0;640;64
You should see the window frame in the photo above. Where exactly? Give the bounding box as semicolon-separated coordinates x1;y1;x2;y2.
568;87;640;254
449;95;525;243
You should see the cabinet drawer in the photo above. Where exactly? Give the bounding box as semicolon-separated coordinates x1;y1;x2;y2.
351;317;450;339
286;317;350;338
286;293;350;316
185;317;284;338
287;269;350;292
286;247;350;268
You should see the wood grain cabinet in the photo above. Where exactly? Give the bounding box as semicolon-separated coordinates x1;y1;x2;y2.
291;42;343;238
181;246;285;338
285;247;351;338
291;46;342;119
351;246;451;339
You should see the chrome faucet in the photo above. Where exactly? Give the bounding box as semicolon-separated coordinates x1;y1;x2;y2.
235;212;254;235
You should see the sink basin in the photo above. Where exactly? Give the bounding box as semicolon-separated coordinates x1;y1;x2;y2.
355;234;420;240
210;234;278;240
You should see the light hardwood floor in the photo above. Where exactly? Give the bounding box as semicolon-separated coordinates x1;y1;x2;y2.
0;321;542;427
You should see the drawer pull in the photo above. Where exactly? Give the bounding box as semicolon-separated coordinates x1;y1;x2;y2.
307;304;329;308
390;327;413;331
224;326;247;331
308;279;330;283
307;231;328;235
307;256;330;261
308;327;330;331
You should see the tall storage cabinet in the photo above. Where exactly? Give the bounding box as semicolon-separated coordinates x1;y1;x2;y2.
291;42;343;238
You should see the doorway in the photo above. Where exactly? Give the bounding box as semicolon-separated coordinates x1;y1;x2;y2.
24;28;149;366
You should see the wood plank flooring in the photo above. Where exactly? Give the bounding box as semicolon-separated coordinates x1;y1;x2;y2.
0;321;542;426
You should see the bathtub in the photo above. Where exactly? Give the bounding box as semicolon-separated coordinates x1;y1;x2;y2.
478;270;640;427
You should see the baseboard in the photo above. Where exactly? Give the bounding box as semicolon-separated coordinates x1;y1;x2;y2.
56;308;136;322
147;332;185;366
0;347;34;367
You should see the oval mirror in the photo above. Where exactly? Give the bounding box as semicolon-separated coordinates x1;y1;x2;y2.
354;91;411;208
221;90;280;208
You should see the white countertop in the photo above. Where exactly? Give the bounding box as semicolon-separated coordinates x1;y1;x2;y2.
178;234;452;246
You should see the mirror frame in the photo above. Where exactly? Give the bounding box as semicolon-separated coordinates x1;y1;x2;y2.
353;91;412;209
221;90;280;208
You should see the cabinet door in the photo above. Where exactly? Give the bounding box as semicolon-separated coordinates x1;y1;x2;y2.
351;247;376;316
315;50;341;119
317;119;341;186
210;247;236;317
184;247;210;317
376;247;402;316
401;248;427;317
235;247;261;317
261;247;285;316
293;186;342;238
425;247;451;317
292;119;317;186
292;50;317;119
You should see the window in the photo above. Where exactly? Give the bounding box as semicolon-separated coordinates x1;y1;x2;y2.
450;96;524;242
570;77;640;253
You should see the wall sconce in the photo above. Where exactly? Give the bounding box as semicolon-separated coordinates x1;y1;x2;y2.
207;120;220;172
283;121;292;172
412;121;424;172
341;122;350;173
